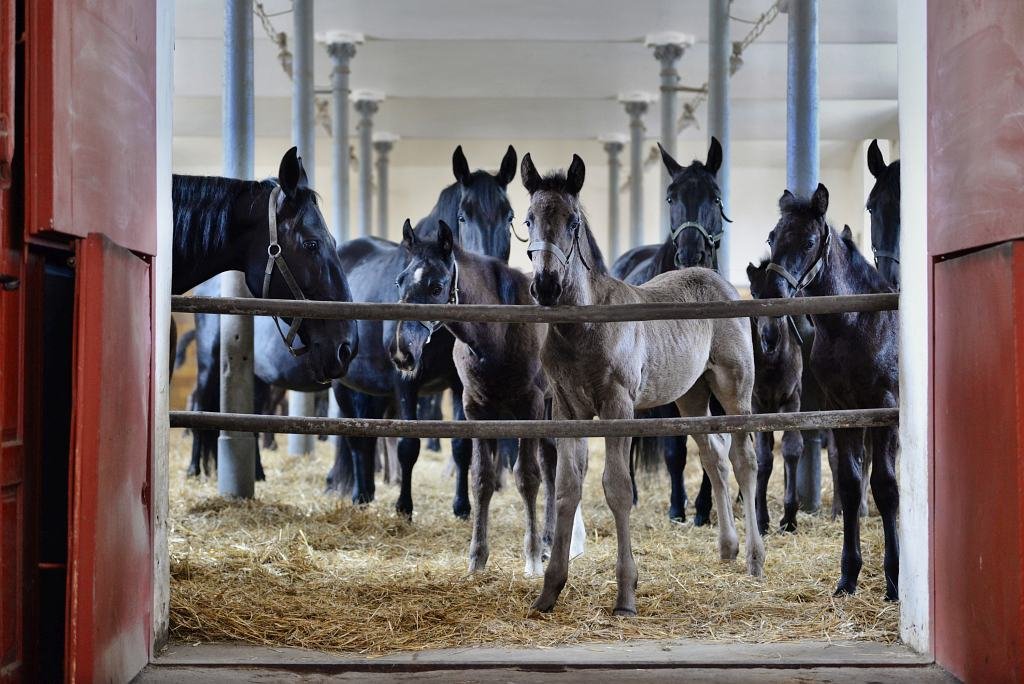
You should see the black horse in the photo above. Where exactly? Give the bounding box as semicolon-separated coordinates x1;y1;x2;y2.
172;147;357;382
611;138;725;525
866;139;901;290
326;145;519;519
763;184;899;600
746;261;804;535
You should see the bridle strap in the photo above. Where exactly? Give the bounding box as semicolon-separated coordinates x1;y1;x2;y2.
527;225;591;272
262;186;309;357
873;248;900;267
418;258;460;335
767;227;832;295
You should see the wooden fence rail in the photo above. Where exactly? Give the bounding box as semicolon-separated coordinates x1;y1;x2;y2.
170;408;898;439
171;292;898;323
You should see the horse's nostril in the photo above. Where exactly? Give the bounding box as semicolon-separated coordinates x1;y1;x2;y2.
338;342;353;365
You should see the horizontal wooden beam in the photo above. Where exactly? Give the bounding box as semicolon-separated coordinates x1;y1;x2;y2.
170;408;898;439
171;292;897;323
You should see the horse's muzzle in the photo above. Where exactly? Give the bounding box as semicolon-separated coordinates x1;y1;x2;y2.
532;271;562;306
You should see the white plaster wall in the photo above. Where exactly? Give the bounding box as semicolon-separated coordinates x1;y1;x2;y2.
896;0;930;654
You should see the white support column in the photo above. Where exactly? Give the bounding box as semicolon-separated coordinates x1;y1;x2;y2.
373;133;398;239
288;0;316;458
218;0;256;498
599;135;626;259
706;1;732;279
647;33;694;235
619;92;654;250
318;31;363;245
353;91;384;238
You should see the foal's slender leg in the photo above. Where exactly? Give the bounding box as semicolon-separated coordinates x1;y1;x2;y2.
859;439;872;518
450;384;473;520
694;397;726;526
779;393;804;533
598;394;640;616
869;424;900;601
676;384;738;561
467;403;497;572
532;397;588;613
754;430;775;536
539;436;557;559
833;427;866;596
664;431;687;522
514;437;544;576
825;430;841;519
394;384;420;518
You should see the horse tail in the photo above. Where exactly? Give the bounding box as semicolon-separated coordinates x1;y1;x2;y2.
632;434;665;473
174;328;196;370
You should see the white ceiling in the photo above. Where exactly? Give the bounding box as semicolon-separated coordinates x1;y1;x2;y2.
172;0;898;142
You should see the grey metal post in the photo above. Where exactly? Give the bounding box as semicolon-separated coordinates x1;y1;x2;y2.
621;96;650;250
218;0;256;498
786;0;822;512
708;0;732;279
288;0;317;457
601;138;625;259
374;135;396;238
648;37;689;234
322;35;361;243
354;93;382;238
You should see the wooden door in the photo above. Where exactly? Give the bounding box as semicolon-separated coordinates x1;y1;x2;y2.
0;0;25;679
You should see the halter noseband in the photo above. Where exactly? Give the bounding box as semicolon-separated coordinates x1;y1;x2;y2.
767;224;832;295
527;223;591;271
262;186;310;357
415;258;461;336
872;247;900;269
667;197;731;267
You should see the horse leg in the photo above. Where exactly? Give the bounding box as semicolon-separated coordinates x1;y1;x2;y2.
450;384;472;520
532;394;588;613
676;383;738;561
597;394;639;615
869;424;900;601
754;430;774;536
514;437;543;576
395;384;420;519
826;429;841;519
833;427;866;596
859;437;872;518
539;435;557;560
780;426;804;533
664;434;686;522
467;424;496;572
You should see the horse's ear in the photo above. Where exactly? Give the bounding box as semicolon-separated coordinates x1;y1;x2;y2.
496;145;517;186
841;224;854;242
401;219;415;248
746;262;757;280
657;143;683;177
437;220;454;258
811;183;830;217
565;154;586;195
521;153;542;195
452;145;471;185
867;139;886;179
705;137;723;176
779;189;796;211
278;146;303;198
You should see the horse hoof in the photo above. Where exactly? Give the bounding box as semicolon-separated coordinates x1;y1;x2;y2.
693;512;711;527
351;491;373;507
396;499;413;520
612;607;637;618
186;467;200;478
833;578;858;597
668;506;686;523
452;498;471;520
779;520;797;534
530;596;556;614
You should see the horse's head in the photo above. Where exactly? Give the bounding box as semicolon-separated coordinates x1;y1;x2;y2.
866;140;901;289
746;260;787;356
244;147;358;383
763;183;833;300
451;145;517;261
390;219;457;375
521;153;595;306
659;137;728;269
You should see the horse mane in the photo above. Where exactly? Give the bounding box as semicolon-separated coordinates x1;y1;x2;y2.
836;226;895;294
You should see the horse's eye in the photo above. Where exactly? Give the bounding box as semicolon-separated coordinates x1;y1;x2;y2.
458;214;466;223
666;197;673;204
303;240;318;251
767;231;775;246
431;284;443;297
524;219;531;228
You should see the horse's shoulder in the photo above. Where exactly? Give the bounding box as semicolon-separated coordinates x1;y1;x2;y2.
640;267;736;302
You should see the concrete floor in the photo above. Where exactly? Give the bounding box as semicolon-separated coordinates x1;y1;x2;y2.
135;640;955;683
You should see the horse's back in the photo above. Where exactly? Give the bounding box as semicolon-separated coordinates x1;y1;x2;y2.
338;236;395;272
610;244;659;283
640;266;739;304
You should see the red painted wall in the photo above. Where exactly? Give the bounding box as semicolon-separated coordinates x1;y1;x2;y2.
929;1;1024;680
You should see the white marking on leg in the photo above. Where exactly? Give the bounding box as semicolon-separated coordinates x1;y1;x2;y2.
569;503;586;560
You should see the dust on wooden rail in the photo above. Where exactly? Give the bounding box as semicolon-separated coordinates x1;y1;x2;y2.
171;292;897;323
170;408;898;439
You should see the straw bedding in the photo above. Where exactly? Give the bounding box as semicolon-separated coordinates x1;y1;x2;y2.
168;429;898;654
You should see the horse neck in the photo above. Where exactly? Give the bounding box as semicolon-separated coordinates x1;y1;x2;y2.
171;178;267;294
803;226;886;335
445;248;518;355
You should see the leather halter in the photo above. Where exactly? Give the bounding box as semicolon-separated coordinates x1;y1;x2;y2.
767;225;832;295
527;224;591;271
872;247;900;269
667;198;731;266
262;186;309;357
416;259;460;336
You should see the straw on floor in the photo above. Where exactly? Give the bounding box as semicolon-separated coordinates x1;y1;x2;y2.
168;430;898;654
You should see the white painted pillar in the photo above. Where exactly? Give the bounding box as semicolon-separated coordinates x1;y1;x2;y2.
353;91;384;238
319;32;363;244
647;33;693;235
373;133;398;238
707;1;732;279
619;93;653;250
599;135;626;259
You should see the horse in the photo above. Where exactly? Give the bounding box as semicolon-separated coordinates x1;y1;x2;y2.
172;147;357;383
762;184;899;600
391;218;588;574
325;145;519;519
611;139;727;525
866;140;901;290
522;153;764;616
746;260;804;535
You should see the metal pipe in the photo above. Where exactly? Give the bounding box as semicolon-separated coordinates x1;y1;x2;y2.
786;0;822;512
602;139;624;258
219;0;256;498
374;137;395;238
354;95;381;237
173;292;899;323
652;43;687;234
172;408;900;440
325;39;358;243
708;0;732;279
622;99;649;249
